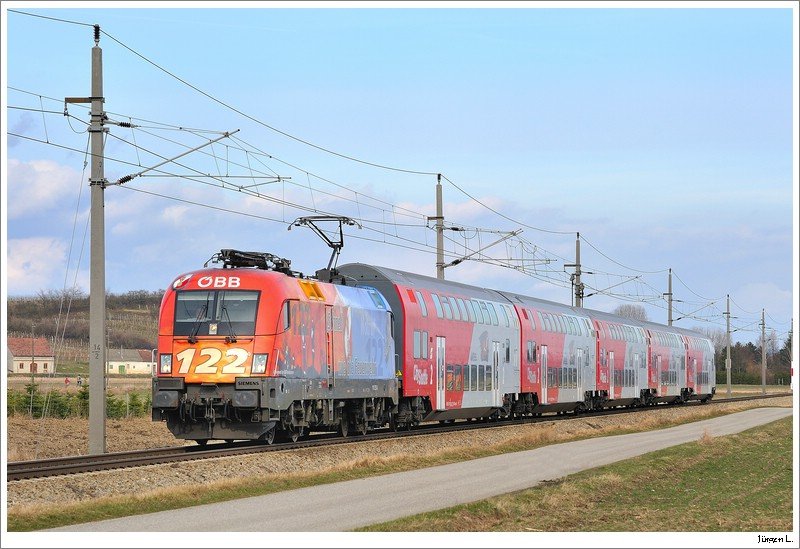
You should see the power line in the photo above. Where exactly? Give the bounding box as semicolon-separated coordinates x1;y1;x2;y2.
729;295;760;316
118;185;453;262
9;88;677;292
671;269;724;302
104;130;434;233
8;68;781;326
8;9;94;28
579;234;670;275
12;125;769;332
766;312;791;326
440;174;574;236
98;29;440;177
227;134;429;221
8;105;64;116
11;125;439;257
22;97;432;227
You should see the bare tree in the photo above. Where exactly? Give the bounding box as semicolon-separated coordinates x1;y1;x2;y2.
612;304;648;321
765;329;779;357
692;326;727;353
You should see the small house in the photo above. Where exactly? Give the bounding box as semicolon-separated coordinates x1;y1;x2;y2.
106;348;155;375
7;337;56;374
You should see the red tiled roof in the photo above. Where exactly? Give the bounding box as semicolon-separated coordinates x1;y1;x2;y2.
137;349;153;362
7;337;54;358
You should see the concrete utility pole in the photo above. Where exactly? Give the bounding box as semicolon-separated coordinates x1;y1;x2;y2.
761;308;766;394
725;295;732;398
564;233;584;307
433;174;444;280
67;25;107;454
29;323;35;417
791;318;794;391
666;268;673;326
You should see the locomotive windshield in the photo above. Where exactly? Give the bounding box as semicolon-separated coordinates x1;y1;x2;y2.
174;290;259;337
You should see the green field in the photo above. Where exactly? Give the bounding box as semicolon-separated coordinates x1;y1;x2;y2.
360;417;793;532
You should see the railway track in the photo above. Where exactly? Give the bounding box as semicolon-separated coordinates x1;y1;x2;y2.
7;393;790;481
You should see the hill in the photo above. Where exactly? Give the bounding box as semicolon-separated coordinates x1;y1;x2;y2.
7;289;164;364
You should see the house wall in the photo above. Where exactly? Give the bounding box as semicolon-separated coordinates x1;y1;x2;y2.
10;358;55;374
107;361;154;375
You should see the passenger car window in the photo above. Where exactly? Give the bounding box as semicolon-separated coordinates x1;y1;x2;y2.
448;297;461;321
415;290;428;317
431;294;444;318
487;303;499;326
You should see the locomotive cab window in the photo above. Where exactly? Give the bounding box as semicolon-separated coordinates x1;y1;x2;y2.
174;290;259;337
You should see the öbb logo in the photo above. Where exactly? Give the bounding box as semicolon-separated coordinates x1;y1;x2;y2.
197;276;241;289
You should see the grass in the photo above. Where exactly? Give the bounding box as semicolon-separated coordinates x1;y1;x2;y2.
56;361;89;376
6;398;790;532
359;417;793;532
713;384;791;398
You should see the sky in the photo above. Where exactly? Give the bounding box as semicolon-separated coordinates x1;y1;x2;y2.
2;2;797;348
0;2;798;548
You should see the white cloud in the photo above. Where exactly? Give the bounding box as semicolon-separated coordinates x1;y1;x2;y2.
160;205;192;226
7;159;82;219
7;238;68;295
732;282;793;324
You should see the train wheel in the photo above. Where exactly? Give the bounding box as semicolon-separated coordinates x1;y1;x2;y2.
262;426;276;445
357;421;368;436
388;414;398;432
287;427;304;443
194;439;208;446
339;415;350;438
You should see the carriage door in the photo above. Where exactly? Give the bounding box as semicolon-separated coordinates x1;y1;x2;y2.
656;355;663;396
541;345;548;404
436;336;446;410
325;306;334;388
576;347;584;395
608;351;615;397
492;341;501;406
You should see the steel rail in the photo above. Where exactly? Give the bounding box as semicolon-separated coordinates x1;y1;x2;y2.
7;393;791;482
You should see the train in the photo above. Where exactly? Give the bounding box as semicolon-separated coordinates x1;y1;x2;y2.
152;249;716;444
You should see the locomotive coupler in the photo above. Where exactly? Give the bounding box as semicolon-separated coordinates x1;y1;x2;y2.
204;400;216;423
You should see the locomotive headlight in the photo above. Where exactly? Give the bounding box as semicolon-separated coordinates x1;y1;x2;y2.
159;354;172;374
251;353;269;374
